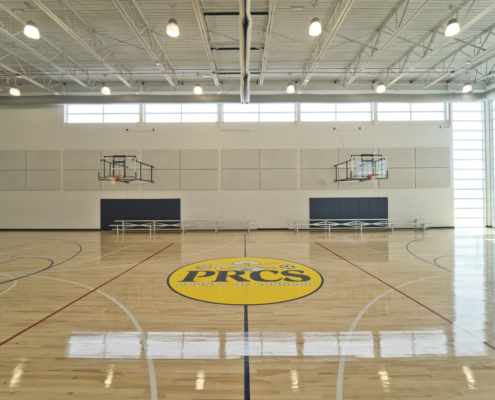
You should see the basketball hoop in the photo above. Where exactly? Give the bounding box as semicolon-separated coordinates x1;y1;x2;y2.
367;173;379;180
108;174;120;185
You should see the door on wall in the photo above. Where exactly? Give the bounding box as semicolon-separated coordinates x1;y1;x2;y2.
100;199;181;229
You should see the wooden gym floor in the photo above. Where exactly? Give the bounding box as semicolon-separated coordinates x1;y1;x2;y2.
0;228;495;399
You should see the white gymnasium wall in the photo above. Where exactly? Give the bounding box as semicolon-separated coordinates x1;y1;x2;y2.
0;105;453;229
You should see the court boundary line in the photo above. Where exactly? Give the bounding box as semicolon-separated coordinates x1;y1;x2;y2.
315;242;495;351
0;273;17;297
336;273;450;400
29;275;158;400
0;243;174;348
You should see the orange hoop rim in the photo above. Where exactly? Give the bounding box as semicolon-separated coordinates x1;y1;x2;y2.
108;175;120;180
367;173;379;180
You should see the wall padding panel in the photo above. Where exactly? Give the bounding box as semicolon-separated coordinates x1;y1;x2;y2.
0;151;25;170
142;150;180;170
223;169;260;190
338;148;375;163
378;168;415;189
181;170;217;190
260;169;297;190
181;149;217;169
416;168;450;188
379;148;415;168
416;147;450;168
301;149;338;169
223;149;260;169
26;150;60;170
0;171;25;191
143;170;180;190
64;150;101;170
302;169;338;189
64;170;100;191
26;170;60;191
260;149;297;169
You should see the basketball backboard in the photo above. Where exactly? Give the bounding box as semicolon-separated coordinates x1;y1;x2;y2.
351;155;387;179
334;154;388;182
98;155;154;183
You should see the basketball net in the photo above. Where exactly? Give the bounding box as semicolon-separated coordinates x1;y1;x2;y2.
367;173;379;180
108;175;120;185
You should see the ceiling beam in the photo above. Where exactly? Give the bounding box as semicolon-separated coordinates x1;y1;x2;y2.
0;61;59;94
299;0;356;93
32;0;138;93
0;4;95;90
258;0;277;88
111;0;179;89
342;0;431;89
0;25;92;91
0;7;95;91
424;32;495;88
415;23;495;84
192;0;221;92
386;2;495;89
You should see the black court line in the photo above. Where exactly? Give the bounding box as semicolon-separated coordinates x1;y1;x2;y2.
0;239;82;285
243;232;251;400
244;304;251;400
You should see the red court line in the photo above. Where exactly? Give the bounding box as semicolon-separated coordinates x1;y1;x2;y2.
0;243;174;348
315;242;495;351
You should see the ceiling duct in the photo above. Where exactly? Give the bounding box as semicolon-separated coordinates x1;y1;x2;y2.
239;0;252;104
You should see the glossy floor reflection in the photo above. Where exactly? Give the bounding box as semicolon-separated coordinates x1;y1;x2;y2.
0;228;495;399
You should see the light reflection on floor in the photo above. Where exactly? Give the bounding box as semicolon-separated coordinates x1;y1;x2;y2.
66;329;450;359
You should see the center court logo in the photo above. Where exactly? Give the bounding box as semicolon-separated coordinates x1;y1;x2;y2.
167;257;324;305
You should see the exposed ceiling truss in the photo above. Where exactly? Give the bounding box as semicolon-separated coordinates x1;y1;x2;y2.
32;0;138;93
191;0;221;92
299;0;356;93
1;0;495;99
0;55;59;94
258;0;277;88
111;0;179;89
423;23;495;88
342;0;428;88
0;3;93;90
385;1;495;88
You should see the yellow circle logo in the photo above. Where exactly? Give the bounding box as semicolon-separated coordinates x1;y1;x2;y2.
167;257;323;305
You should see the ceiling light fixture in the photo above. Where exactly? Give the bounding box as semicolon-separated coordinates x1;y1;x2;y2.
167;18;179;37
24;20;40;39
10;85;21;96
194;83;202;95
286;83;295;94
376;82;386;93
101;85;111;95
462;83;473;93
445;18;460;37
309;17;322;36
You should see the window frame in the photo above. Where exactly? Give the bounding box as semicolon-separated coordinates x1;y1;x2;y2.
222;103;297;123
377;103;447;123
65;104;141;125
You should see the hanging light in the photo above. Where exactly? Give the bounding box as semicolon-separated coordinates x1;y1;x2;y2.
194;83;202;95
309;17;322;36
376;82;386;93
445;18;460;37
24;20;40;39
462;83;473;93
10;85;21;96
286;83;295;94
167;18;179;37
101;85;111;95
